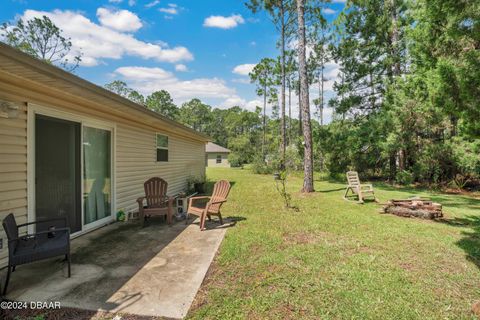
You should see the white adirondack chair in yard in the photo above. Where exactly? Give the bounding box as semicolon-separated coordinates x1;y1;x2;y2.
344;171;377;203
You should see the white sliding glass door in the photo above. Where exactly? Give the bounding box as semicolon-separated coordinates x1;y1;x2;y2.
29;104;115;236
83;126;113;228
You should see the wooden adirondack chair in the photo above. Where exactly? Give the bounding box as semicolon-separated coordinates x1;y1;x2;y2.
137;177;173;226
187;180;231;231
344;171;377;203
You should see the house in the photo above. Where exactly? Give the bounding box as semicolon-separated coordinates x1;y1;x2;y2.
205;142;231;167
0;43;209;268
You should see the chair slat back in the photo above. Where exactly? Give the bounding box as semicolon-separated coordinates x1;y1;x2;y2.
346;171;361;187
144;177;168;208
2;213;18;240
209;180;231;213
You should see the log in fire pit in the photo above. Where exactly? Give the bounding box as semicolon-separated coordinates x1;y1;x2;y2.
381;197;443;219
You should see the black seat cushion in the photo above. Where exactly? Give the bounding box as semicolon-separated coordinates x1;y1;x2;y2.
13;231;69;265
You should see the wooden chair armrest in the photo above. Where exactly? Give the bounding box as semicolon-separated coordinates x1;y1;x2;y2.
189;196;210;207
190;196;211;201
137;196;145;204
209;199;227;205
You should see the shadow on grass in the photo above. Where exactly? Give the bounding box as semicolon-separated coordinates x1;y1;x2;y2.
317;187;345;193
189;216;247;231
437;215;480;269
377;183;480;210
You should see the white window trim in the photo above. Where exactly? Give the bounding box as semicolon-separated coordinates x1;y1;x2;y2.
27;103;117;237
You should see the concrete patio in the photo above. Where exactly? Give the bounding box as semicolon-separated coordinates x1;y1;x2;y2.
2;217;230;319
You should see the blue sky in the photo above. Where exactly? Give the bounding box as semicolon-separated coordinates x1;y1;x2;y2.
1;0;345;118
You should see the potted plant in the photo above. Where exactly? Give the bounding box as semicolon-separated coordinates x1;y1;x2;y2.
193;174;206;193
187;175;206;194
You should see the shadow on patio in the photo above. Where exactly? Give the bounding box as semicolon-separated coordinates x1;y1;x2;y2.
2;217;233;319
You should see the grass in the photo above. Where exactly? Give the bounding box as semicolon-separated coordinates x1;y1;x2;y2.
188;167;480;320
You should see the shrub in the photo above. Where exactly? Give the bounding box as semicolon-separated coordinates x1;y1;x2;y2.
251;156;274;174
412;143;455;184
285;145;303;171
228;153;242;167
396;170;414;185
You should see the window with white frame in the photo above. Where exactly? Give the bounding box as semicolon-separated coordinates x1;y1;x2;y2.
216;154;222;164
156;134;168;162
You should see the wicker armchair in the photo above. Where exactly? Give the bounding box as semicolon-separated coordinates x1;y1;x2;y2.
2;213;71;295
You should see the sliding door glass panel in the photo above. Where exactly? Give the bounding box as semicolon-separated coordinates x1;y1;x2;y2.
35;115;81;233
83;126;112;225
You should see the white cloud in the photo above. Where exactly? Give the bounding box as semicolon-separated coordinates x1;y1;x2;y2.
232;63;255;76
145;0;160;8
20;9;193;66
219;97;262;111
159;7;177;14
175;64;188;72
97;8;142;32
128;0;136;6
114;66;236;103
222;96;247;108
203;14;245;29
159;3;179;15
323;8;336;15
245;99;262;111
332;0;346;2
109;0;122;3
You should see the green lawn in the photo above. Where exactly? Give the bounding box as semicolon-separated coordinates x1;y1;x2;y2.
188;167;480;320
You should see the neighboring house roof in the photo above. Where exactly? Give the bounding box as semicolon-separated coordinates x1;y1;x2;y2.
206;142;231;153
0;42;210;142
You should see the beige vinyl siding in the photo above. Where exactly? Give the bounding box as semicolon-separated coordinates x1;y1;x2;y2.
0;49;207;268
206;153;230;167
116;123;205;214
0;104;27;267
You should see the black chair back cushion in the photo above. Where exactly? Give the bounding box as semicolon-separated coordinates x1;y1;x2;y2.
3;213;18;241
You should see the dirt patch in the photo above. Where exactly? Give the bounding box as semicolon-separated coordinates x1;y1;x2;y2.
344;244;373;256
282;231;333;246
294;191;321;199
0;307;162;320
398;261;416;271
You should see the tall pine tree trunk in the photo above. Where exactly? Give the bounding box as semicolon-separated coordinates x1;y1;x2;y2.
297;0;314;193
298;80;303;135
390;0;401;178
288;77;292;145
320;54;324;126
280;4;287;169
263;83;267;160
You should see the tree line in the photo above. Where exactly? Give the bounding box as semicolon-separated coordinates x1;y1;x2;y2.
243;0;479;188
103;0;479;189
2;0;478;190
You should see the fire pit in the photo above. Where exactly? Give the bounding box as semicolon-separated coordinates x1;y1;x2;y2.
381;197;443;219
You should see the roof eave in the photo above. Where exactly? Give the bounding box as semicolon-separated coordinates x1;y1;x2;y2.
0;42;210;142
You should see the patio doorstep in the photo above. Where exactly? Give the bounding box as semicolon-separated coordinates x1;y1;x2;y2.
105;220;226;318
